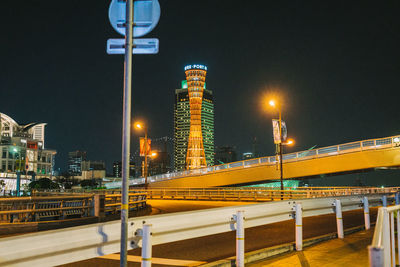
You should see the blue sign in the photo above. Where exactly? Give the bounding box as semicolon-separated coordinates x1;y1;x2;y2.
109;0;161;37
107;38;159;54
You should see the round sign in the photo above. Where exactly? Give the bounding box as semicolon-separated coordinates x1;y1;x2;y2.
108;0;161;37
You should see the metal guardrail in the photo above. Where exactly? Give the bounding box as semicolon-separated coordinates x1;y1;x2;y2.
0;195;94;223
0;192;397;266
133;187;400;201
105;135;400;188
0;192;148;223
104;193;147;214
369;204;400;266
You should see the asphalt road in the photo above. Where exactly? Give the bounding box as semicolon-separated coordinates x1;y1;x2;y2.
61;200;377;267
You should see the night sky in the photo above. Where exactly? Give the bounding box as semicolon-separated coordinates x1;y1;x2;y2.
1;1;400;175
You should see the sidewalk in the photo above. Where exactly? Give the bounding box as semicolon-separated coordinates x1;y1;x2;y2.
248;229;373;267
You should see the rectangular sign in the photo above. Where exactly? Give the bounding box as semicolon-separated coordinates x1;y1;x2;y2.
139;137;151;157
272;120;287;144
107;38;159;54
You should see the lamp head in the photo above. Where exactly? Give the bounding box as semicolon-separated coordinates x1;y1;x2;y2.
134;122;143;130
285;138;295;146
269;100;276;107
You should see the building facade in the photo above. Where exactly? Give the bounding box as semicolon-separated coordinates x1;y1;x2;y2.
70;160;106;180
215;146;237;165
0;112;56;181
174;65;214;171
68;151;87;176
148;150;171;176
113;161;121;177
113;161;136;178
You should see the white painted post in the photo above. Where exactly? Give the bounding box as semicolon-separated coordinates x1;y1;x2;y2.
363;196;370;230
141;224;152;267
382;195;387;207
295;203;303;251
368;246;384;267
397;210;400;266
390;213;395;267
382;208;391;266
235;211;245;267
334;199;344;239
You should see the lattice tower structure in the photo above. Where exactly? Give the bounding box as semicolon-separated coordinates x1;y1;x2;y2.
185;65;208;169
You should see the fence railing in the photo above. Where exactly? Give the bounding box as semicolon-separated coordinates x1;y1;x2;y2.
0;195;94;223
369;204;400;267
0;192;147;223
131;187;400;202
0;192;397;266
104;192;147;215
104;135;400;188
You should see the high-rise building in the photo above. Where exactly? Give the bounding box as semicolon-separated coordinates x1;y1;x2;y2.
68;151;86;176
113;161;136;178
113;161;121;177
174;65;214;171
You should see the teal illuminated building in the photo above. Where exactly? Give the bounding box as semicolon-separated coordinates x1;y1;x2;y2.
174;80;214;171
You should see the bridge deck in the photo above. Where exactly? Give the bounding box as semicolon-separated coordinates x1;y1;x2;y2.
149;135;400;187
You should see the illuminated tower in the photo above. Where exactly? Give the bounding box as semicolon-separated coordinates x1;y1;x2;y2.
174;81;214;171
185;64;208;169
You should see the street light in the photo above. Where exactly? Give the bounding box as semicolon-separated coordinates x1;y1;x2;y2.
134;121;150;189
269;99;284;194
268;100;295;199
286;138;295;146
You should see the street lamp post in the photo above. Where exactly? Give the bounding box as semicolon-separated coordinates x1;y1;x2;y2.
277;106;284;194
135;122;150;189
268;100;294;200
143;126;149;188
269;100;284;195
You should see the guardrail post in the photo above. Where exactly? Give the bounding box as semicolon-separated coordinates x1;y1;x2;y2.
382;195;387;207
397;207;400;266
295;203;303;251
368;246;384;266
334;199;344;239
382;208;391;266
235;210;245;267
363;196;370;230
142;224;152;267
94;194;105;219
60;199;66;220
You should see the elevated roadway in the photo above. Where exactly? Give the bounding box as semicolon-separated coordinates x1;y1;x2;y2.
144;135;400;187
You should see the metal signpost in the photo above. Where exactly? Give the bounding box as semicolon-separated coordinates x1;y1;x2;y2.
107;0;160;266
